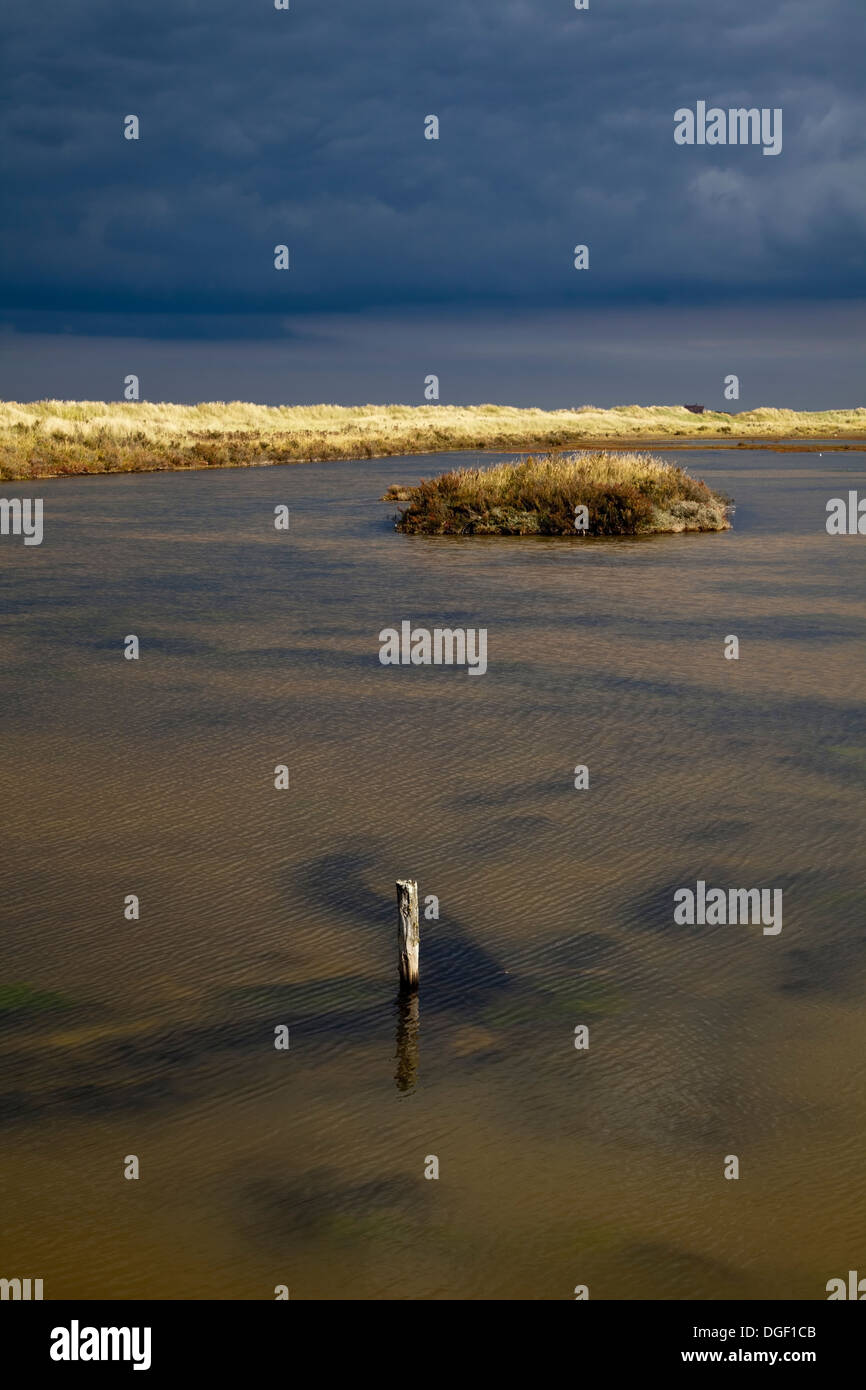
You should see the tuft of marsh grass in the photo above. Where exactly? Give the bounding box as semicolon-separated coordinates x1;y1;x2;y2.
0;399;863;481
384;451;731;535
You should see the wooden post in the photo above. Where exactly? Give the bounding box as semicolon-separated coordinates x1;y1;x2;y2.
396;878;419;992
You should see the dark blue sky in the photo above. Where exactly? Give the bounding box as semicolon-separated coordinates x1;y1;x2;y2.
1;0;863;405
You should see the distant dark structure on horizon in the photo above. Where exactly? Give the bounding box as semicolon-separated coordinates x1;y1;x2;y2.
683;404;706;414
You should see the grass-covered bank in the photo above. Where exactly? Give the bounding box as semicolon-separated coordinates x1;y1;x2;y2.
0;400;864;481
385;452;731;536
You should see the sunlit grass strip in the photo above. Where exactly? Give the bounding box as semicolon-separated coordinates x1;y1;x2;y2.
384;451;731;535
1;399;863;481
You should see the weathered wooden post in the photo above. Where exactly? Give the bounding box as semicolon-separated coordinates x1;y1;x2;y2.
396;878;419;992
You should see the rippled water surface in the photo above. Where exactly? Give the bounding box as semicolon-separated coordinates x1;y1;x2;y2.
1;447;865;1299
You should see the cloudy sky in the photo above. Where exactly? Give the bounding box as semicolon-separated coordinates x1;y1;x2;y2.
1;0;863;406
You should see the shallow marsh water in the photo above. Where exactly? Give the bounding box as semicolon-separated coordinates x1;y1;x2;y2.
1;447;864;1299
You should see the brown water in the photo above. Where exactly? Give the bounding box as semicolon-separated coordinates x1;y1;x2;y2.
1;448;864;1300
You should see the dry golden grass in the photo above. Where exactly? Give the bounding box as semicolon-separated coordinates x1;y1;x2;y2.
1;400;863;481
385;451;731;535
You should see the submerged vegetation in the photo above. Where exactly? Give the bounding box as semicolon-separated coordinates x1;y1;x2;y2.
385;452;731;536
0;982;75;1022
0;399;863;481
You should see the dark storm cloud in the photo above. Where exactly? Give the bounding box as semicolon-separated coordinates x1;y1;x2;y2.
1;0;864;335
2;301;862;407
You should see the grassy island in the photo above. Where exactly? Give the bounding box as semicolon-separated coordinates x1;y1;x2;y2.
0;400;863;481
384;452;731;536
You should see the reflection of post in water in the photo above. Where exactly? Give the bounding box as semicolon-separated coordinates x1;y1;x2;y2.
394;993;420;1092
